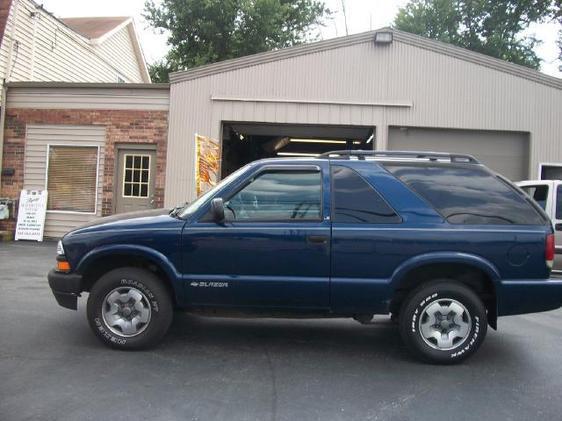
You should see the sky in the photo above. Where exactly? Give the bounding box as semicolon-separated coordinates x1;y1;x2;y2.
41;0;561;78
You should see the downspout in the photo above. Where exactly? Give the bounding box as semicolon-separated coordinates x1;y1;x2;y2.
0;0;20;190
0;83;6;190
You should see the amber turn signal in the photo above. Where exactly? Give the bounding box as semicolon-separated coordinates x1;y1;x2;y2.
56;260;71;272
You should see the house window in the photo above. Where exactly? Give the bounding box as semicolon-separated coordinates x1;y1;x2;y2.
123;154;150;198
47;146;98;213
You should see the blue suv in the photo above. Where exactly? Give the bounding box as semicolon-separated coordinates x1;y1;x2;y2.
48;150;562;363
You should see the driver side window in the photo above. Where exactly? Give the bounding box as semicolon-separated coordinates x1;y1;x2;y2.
225;170;322;221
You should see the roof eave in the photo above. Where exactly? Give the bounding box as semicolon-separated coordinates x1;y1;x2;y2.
169;27;562;90
5;81;169;89
88;17;132;45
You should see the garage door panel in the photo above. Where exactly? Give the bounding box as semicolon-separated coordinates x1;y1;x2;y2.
388;127;528;181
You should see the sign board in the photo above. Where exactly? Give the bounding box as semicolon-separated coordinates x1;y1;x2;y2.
15;190;48;241
195;134;220;196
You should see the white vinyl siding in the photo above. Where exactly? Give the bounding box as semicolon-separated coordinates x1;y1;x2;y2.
0;0;146;91
95;26;143;83
6;86;170;110
23;125;106;238
0;0;17;80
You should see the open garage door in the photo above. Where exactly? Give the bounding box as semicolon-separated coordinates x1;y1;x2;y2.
388;127;529;181
221;123;374;178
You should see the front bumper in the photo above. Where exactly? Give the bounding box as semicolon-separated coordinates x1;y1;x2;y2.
497;279;562;316
47;269;83;310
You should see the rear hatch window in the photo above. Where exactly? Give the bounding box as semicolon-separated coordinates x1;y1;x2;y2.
384;164;547;225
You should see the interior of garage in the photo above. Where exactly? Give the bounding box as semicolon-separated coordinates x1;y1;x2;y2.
220;122;375;177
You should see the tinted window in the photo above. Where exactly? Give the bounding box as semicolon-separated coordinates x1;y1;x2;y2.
332;166;401;224
226;170;321;221
556;185;562;219
520;185;549;210
385;164;545;225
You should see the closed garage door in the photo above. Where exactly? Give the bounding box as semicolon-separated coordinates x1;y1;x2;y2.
388;127;529;181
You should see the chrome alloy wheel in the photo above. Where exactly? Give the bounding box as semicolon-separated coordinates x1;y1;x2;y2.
418;298;471;351
102;287;152;337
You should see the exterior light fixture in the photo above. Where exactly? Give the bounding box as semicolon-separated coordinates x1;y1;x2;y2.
374;31;393;45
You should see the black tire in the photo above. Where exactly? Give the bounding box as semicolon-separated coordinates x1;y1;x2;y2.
87;267;173;350
399;280;487;364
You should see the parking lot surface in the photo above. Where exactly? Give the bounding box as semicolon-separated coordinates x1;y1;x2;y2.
1;241;561;421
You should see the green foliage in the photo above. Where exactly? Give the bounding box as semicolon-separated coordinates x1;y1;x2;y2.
394;0;555;69
148;60;174;83
555;0;561;62
144;0;330;82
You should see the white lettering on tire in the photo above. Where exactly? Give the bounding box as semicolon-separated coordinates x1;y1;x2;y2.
450;316;479;358
94;316;127;345
120;278;159;312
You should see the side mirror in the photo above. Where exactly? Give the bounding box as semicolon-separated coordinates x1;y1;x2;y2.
210;198;225;223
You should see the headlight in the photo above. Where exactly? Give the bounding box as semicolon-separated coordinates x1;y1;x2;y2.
56;240;65;256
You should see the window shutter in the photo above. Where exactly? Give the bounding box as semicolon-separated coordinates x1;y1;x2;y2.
47;146;98;213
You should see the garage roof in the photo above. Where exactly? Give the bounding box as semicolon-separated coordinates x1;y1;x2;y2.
169;28;562;90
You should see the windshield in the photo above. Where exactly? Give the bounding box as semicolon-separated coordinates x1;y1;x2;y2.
178;165;250;218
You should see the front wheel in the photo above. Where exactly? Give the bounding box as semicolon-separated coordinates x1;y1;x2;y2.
87;267;173;350
399;280;487;364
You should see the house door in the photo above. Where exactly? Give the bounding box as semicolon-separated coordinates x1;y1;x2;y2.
115;148;156;214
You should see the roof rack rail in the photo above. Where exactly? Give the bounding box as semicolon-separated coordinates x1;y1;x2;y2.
317;150;480;164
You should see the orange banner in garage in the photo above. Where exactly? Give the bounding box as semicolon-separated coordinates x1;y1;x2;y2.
195;134;220;196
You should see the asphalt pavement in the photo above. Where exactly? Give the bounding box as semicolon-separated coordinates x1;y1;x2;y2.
1;241;561;421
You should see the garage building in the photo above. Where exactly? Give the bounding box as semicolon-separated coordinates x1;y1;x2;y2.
164;28;562;206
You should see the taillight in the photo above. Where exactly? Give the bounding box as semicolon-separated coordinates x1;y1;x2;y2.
545;234;555;270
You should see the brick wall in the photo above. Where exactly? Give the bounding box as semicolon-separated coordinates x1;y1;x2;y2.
0;108;168;232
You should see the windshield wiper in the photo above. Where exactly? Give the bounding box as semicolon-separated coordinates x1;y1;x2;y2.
169;202;189;218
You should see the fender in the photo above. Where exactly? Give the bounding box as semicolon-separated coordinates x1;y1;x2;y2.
76;244;182;299
390;251;501;289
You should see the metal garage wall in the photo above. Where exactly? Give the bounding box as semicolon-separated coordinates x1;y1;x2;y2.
388;127;529;180
24;125;106;238
165;29;562;206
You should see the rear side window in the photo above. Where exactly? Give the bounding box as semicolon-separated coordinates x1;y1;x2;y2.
332;166;401;224
384;164;545;225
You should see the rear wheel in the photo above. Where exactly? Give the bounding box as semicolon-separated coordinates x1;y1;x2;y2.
87;267;173;350
399;280;487;364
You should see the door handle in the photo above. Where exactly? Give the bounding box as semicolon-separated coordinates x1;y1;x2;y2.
307;235;328;244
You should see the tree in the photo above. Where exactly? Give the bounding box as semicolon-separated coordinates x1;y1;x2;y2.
144;0;330;82
555;1;561;63
394;0;554;69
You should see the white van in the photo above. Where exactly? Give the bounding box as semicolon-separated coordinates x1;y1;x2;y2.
517;180;562;273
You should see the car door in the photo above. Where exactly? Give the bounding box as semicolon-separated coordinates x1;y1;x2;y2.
181;163;331;309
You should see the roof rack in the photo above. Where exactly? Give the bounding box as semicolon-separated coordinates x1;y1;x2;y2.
317;150;480;164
